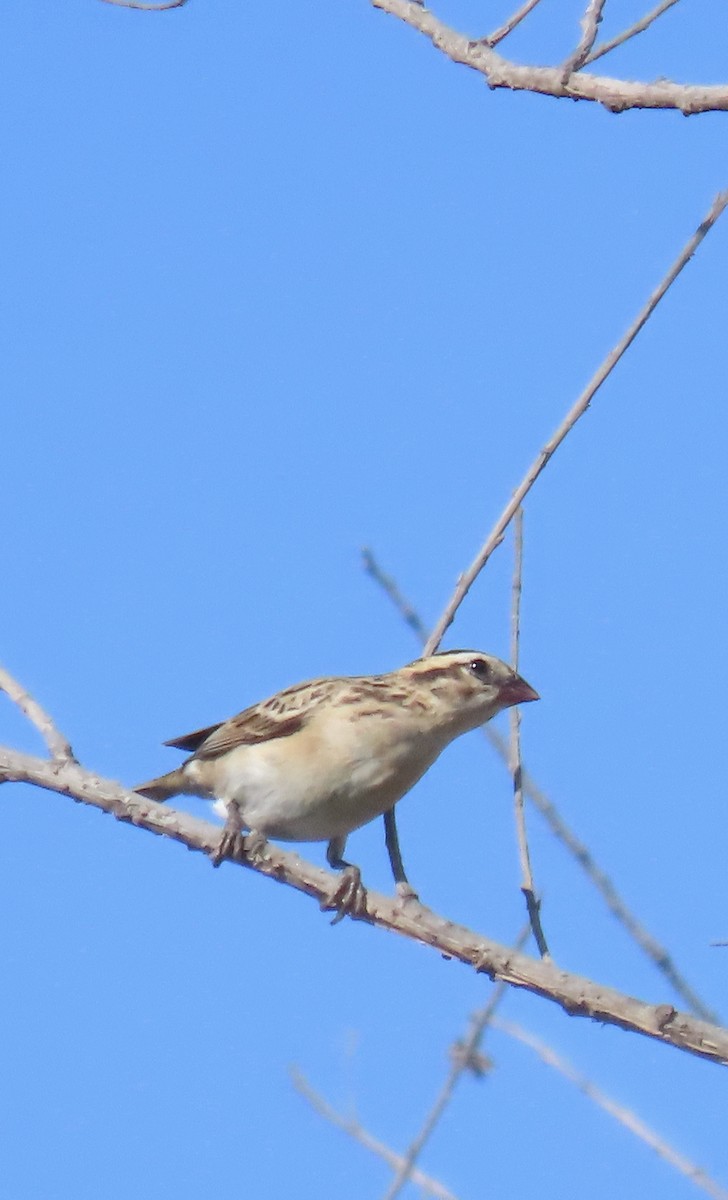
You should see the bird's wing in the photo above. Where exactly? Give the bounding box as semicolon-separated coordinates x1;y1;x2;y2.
164;723;226;753
163;677;343;760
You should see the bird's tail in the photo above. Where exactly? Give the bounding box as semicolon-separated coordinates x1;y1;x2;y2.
135;768;187;802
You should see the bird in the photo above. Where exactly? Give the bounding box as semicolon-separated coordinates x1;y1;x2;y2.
136;650;538;918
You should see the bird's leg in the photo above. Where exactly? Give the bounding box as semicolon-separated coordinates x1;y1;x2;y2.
211;803;269;868
210;800;248;866
322;836;368;924
383;807;419;904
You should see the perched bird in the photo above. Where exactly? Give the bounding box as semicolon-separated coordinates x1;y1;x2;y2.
136;650;538;917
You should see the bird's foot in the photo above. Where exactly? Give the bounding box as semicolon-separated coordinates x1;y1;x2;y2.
210;824;244;867
210;828;268;867
321;865;368;925
210;805;266;868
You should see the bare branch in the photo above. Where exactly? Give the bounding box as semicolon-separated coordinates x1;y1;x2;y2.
381;928;530;1200
364;549;720;1025
362;548;427;640
562;0;608;77
494;1018;728;1200
380;1040;464;1200
509;511;548;957
0;665;76;763
585;0;682;66
3;744;727;1062
485;726;721;1023
371;0;728;114
424;189;728;656
482;0;545;48
99;0;188;9
290;1070;458;1200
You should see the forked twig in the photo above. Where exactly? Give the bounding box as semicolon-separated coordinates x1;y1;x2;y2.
562;0;607;76
381;929;530;1200
0;665;76;763
509;512;548;957
423;190;728;657
585;0;681;65
494;1018;728;1200
290;1069;458;1200
373;1;722;115
363;548;719;1024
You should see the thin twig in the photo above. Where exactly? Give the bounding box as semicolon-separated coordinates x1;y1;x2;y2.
290;1069;458;1200
423;189;728;657
381;929;530;1200
99;0;188;9
494;1018;728;1200
379;1035;466;1200
482;0;545;48
362;548;427;639
562;0;608;77
585;0;681;65
364;548;720;1024
484;725;720;1024
509;512;548;958
2;742;727;1063
0;665;76;763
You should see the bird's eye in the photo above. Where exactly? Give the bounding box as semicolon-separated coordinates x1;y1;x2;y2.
469;658;491;680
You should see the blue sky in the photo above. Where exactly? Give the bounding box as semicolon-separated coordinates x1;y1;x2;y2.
2;2;727;1198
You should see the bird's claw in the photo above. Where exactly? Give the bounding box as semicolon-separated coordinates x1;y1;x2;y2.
210;826;244;867
210;825;267;868
321;865;368;925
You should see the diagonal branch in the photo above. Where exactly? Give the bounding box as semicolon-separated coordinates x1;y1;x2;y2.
363;549;720;1025
2;743;727;1064
381;928;530;1200
424;189;728;656
494;1018;728;1200
482;0;545;48
562;0;608;77
99;0;188;9
0;665;76;763
585;0;682;66
290;1069;458;1200
484;724;720;1025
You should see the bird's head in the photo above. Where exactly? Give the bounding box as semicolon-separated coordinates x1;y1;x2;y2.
405;650;539;734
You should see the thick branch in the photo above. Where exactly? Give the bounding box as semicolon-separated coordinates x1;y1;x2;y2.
2;745;727;1065
372;0;728;115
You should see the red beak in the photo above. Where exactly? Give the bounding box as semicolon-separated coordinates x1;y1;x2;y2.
502;673;539;706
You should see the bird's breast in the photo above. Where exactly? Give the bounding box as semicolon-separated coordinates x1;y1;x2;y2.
199;710;449;842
